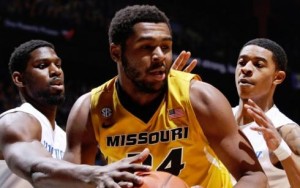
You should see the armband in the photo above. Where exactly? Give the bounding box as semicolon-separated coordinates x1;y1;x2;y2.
273;139;292;161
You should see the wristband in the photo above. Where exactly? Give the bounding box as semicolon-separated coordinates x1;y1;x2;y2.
273;139;292;161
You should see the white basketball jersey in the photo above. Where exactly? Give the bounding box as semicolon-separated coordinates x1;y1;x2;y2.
232;105;295;188
0;103;66;188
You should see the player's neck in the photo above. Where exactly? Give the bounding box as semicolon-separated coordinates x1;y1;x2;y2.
236;98;274;125
116;79;165;122
242;98;274;112
116;78;165;106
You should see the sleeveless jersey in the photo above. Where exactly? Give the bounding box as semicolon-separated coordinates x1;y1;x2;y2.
0;102;66;188
232;105;295;188
90;70;232;187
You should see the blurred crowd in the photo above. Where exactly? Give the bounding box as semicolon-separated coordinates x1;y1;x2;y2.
0;0;107;29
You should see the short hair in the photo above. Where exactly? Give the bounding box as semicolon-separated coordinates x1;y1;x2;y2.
108;4;171;47
8;39;54;75
242;38;287;72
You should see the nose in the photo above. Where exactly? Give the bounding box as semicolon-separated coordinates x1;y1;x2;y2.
152;47;165;62
241;62;253;76
49;63;62;76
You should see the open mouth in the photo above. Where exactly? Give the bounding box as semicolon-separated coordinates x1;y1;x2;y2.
149;71;166;81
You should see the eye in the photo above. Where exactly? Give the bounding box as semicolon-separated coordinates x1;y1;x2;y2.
237;59;246;66
141;45;153;50
161;45;170;51
37;62;47;69
254;60;264;68
55;61;62;68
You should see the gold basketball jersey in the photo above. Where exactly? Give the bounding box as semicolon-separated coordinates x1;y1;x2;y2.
90;70;232;187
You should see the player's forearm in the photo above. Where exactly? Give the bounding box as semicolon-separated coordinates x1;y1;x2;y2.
234;171;268;188
32;172;95;188
281;155;300;188
29;158;97;188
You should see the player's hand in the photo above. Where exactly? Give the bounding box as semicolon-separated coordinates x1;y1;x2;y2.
244;99;282;151
94;148;151;188
172;50;197;73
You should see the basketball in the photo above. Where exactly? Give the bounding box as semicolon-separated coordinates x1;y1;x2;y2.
137;171;189;188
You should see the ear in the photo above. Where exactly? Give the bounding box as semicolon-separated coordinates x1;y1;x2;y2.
273;70;286;85
12;72;25;87
110;43;121;63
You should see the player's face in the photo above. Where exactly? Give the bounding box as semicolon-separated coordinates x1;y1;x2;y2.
121;22;173;93
22;47;65;105
235;45;278;100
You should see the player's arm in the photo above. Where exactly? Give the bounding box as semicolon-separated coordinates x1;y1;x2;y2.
278;124;300;188
189;81;268;187
245;99;300;187
0;112;96;187
0;112;52;182
0;108;151;187
64;92;99;165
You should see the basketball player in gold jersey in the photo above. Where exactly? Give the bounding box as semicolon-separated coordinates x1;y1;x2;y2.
64;4;268;187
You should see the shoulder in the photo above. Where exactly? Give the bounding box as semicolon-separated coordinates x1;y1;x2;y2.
189;80;233;120
75;92;91;105
279;123;300;138
267;105;296;128
169;69;201;82
190;80;228;105
188;80;238;140
279;123;300;155
91;76;118;95
0;110;42;151
0;107;41;130
69;92;91;118
66;91;93;132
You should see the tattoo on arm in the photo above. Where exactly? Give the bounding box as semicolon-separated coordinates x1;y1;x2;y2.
279;124;300;155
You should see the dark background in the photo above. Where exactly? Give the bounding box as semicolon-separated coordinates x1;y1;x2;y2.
0;0;299;128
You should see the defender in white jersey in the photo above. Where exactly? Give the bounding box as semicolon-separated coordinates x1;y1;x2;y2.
0;39;151;188
233;38;300;187
0;103;66;188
